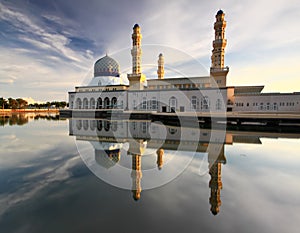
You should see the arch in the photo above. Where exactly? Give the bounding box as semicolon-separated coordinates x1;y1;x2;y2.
90;98;95;109
111;97;117;109
169;96;177;112
83;98;89;109
97;97;103;109
104;97;110;109
75;98;82;109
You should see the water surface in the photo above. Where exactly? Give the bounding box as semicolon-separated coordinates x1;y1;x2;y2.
0;113;299;233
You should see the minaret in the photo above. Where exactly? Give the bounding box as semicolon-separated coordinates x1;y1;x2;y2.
208;144;226;215
210;10;229;87
157;53;164;79
128;24;146;90
131;154;142;201
156;148;164;170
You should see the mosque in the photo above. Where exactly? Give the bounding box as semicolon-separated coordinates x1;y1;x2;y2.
67;10;300;115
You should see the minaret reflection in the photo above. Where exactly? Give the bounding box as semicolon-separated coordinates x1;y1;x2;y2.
128;139;146;201
208;144;226;215
131;153;142;201
156;148;164;170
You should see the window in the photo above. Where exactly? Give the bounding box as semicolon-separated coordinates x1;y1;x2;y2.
111;97;117;109
142;97;147;110
76;120;82;130
169;96;177;112
97;120;102;131
97;98;103;109
151;97;157;110
216;99;222;110
104;97;110;109
90;120;96;131
90;98;95;109
76;98;82;109
83;98;88;109
201;96;209;110
191;96;198;110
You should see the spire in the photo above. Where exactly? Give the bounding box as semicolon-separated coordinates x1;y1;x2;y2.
157;53;164;79
210;9;229;87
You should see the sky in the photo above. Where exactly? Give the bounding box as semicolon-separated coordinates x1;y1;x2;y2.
0;0;299;102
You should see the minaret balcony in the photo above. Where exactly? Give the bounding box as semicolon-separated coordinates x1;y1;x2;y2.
210;67;229;72
213;39;227;45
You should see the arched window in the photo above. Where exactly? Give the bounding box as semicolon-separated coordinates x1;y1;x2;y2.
104;97;110;109
169;96;177;112
76;98;82;109
90;98;95;109
201;96;209;110
97;98;103;109
111;97;117;109
191;96;198;110
83;98;89;109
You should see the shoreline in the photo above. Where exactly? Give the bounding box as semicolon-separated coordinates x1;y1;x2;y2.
0;109;59;115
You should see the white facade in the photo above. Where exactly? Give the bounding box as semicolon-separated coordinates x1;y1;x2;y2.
233;93;300;112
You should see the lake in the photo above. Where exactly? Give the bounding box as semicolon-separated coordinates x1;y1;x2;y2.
0;113;300;233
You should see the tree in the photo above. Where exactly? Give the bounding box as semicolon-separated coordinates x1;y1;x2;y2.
8;98;18;109
0;97;8;109
16;98;28;109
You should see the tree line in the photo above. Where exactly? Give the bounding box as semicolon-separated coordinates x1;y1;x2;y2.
0;97;68;109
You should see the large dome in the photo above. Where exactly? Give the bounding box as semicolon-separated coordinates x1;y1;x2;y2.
94;55;120;77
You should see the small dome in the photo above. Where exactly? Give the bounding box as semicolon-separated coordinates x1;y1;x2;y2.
217;9;224;15
94;55;120;77
133;23;140;29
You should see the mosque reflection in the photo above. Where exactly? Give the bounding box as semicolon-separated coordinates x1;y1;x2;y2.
69;118;300;215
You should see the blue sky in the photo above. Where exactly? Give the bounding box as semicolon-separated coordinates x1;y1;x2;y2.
0;0;299;102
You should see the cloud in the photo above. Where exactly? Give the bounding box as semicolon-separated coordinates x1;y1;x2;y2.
0;0;300;102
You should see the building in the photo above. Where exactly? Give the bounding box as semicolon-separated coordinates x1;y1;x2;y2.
67;10;300;115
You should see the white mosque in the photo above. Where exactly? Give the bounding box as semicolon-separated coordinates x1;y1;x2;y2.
67;10;300;115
